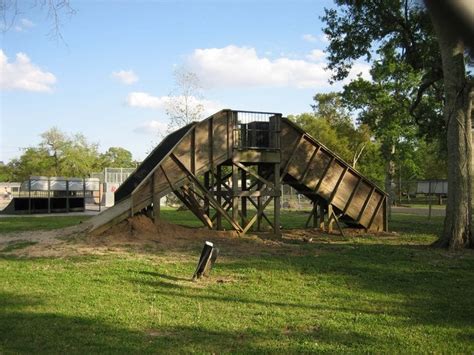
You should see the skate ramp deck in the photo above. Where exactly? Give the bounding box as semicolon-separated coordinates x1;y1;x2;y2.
88;110;387;234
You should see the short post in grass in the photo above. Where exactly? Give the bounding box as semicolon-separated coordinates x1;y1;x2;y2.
193;241;219;280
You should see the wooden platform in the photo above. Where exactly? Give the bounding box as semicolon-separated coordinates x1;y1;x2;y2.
88;109;387;235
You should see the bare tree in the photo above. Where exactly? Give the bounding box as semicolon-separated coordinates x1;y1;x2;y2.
0;0;75;41
165;67;205;132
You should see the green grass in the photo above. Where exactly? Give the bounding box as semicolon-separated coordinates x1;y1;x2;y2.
0;211;473;353
0;216;91;234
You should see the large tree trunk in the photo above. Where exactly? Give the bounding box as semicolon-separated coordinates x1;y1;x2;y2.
430;9;474;249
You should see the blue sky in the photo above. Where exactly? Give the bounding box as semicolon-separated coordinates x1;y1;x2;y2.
1;0;369;163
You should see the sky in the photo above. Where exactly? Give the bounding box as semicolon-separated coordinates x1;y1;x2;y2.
0;0;370;164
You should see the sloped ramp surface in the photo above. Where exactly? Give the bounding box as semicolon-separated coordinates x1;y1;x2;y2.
88;110;387;234
280;118;387;231
115;123;195;203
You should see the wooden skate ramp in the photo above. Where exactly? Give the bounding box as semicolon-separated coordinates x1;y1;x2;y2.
88;109;387;234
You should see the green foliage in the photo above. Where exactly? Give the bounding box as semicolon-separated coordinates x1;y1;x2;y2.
321;0;448;188
1;128;136;182
101;147;136;168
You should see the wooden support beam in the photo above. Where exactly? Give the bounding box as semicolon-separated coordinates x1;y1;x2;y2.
326;204;334;233
299;145;321;184
171;154;243;232
232;163;239;224
273;161;281;236
174;187;212;228
280;134;305;182
217;189;280;197
216;165;222;230
182;185;213;229
257;165;263;231
318;200;325;230
357;186;375;223
367;195;385;231
314;156;335;195
242;197;273;234
328;210;345;237
241;169;247;227
233;161;274;189
247;196;273;228
305;203;317;228
328;166;349;205
342;176;363;215
204;171;210;216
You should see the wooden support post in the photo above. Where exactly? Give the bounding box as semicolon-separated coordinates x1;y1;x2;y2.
232;163;239;225
66;179;70;213
47;178;51;214
82;178;86;212
318;200;325;230
257;165;263;231
312;202;318;228
241;169;247;227
274;162;281;237
305;202;316;228
326;204;334;233
216;165;222;230
204;171;210;216
28;178;31;214
170;154;242;232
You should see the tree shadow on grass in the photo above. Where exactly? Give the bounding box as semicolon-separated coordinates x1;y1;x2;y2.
129;240;474;334
0;291;383;353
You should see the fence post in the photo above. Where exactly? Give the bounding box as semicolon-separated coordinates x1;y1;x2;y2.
428;180;432;220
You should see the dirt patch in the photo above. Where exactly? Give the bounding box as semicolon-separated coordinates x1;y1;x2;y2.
0;214;391;258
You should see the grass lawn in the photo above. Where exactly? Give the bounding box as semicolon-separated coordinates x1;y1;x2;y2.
0;216;91;234
1;210;473;353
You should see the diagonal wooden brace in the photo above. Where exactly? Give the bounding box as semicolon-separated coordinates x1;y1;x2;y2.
170;154;243;233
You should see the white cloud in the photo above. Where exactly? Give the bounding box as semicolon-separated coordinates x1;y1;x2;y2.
306;49;325;62
134;120;168;135
302;34;317;43
12;18;34;32
0;50;56;92
188;45;331;89
126;92;169;109
187;45;372;89
126;92;224;116
345;62;372;82
111;69;138;85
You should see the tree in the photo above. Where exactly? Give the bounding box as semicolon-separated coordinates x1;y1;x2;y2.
322;0;473;249
40;127;68;176
101;147;135;168
312;93;373;168
425;1;473;248
1;0;75;41
165;67;205;132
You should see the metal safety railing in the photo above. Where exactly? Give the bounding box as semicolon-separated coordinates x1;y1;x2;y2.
232;110;281;150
